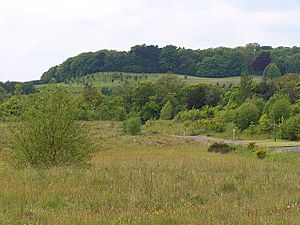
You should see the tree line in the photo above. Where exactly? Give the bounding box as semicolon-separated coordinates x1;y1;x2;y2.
2;73;300;141
41;44;300;82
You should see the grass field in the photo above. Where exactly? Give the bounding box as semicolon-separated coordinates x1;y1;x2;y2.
0;121;299;224
36;72;263;92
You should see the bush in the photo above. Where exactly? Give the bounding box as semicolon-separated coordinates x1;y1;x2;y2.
279;114;300;140
263;63;281;79
247;142;256;149
160;100;173;120
208;142;232;154
175;109;201;121
12;87;91;168
255;149;267;159
235;102;260;130
191;119;225;135
123;117;142;135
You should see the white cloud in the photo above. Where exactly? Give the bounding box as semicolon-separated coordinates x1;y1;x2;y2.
0;0;300;81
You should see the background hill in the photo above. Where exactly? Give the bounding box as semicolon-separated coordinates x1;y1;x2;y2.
41;43;300;83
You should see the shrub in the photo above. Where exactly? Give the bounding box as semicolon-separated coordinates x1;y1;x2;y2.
208;142;232;154
175;106;214;122
12;87;91;168
247;142;256;149
160;100;173;120
191;119;225;135
279;114;300;140
123;116;142;135
263;63;281;79
235;102;260;130
255;149;267;159
175;108;204;121
258;114;272;132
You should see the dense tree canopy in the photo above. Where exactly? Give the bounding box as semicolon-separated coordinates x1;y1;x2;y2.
41;44;300;82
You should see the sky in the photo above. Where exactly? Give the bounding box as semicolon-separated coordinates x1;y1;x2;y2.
1;0;300;82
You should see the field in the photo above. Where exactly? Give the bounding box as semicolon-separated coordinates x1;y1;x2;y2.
36;72;263;91
0;121;300;224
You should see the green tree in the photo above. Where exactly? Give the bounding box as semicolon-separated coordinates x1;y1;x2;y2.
123;116;142;135
263;63;281;79
280;114;300;140
239;74;254;103
258;114;272;132
235;102;260;130
141;100;160;122
268;98;291;123
12;87;91;168
160;101;173;120
82;85;103;109
132;82;155;109
196;56;227;77
159;45;179;72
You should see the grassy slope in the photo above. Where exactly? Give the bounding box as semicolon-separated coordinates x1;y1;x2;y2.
0;121;299;224
36;72;263;91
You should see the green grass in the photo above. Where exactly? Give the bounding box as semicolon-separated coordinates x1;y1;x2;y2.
36;72;263;92
0;121;299;224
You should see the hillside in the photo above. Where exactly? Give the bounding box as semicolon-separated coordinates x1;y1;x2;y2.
41;44;300;83
37;72;263;92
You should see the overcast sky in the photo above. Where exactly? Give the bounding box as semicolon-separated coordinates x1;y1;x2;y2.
1;0;300;82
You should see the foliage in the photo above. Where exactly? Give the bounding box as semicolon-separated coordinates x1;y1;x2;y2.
264;94;291;123
235;102;260;130
247;142;256;149
82;85;103;109
160;100;173;120
12;87;91;168
184;84;222;109
208;142;232;154
239;74;254;103
263;63;281;79
41;43;300;82
258;114;272;132
175;109;202;121
268;99;291;123
0;95;26;121
191;119;226;135
275;73;300;103
255;149;267;159
123;116;142;135
279;114;300;140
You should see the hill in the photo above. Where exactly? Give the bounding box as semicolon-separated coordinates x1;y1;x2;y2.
41;44;300;83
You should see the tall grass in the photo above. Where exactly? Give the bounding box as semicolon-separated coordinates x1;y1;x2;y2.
0;121;299;224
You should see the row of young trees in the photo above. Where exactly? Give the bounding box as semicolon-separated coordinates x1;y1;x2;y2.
41;44;300;82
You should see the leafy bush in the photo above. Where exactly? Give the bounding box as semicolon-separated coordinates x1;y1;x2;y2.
208;142;232;154
235;102;260;130
258;114;272;132
191;119;225;135
12;87;91;168
0;96;26;122
175;108;204;121
263;63;281;79
247;142;256;149
175;107;214;122
279;114;300;140
123;117;142;135
255;149;267;159
160;100;173;120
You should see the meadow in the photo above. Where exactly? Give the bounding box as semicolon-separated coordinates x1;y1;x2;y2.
36;72;263;92
0;121;299;224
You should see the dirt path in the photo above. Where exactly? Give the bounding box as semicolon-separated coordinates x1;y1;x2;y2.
176;135;300;151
